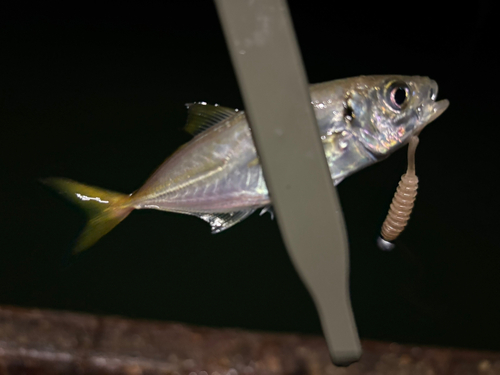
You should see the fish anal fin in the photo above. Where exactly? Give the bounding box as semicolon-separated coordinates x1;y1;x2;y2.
194;209;256;233
259;205;274;220
184;102;239;136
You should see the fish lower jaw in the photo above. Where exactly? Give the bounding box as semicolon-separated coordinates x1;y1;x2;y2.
418;99;450;131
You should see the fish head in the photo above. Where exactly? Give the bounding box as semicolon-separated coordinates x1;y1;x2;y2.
345;75;449;158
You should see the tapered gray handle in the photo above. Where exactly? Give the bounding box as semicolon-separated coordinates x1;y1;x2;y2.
214;0;361;366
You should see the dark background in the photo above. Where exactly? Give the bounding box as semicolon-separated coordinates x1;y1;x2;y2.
1;1;498;351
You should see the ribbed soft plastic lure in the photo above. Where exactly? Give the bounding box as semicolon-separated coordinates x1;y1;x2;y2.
377;136;419;251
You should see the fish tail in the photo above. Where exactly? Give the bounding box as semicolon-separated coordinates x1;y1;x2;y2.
42;177;133;254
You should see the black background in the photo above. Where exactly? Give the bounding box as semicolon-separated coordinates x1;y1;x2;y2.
1;1;499;351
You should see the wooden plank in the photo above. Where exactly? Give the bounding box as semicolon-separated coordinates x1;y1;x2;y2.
1;306;500;374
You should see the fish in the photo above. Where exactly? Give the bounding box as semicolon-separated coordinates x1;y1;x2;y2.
43;75;449;254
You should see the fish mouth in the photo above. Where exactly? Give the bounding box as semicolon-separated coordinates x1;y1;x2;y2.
417;99;449;133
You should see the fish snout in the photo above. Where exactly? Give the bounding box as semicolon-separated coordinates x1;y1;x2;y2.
418;99;449;132
429;99;449;122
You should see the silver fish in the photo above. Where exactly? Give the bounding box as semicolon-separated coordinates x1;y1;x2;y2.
43;75;449;253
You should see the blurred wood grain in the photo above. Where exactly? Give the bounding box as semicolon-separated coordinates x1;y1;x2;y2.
1;305;499;374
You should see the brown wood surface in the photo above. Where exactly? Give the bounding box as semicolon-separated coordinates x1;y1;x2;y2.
1;305;500;374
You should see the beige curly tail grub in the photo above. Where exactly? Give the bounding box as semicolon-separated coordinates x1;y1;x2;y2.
378;136;419;250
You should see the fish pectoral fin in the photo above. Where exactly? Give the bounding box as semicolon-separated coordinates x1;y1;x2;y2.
184;102;239;136
194;209;256;233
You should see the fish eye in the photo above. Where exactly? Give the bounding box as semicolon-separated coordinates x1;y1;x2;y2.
385;81;410;111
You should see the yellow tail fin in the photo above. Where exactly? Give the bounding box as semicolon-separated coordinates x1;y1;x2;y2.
42;178;133;254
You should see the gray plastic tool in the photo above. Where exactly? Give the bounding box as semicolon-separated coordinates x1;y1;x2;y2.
215;0;362;366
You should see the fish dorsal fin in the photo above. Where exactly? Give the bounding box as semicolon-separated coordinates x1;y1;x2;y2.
193;209;255;233
184;102;239;136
